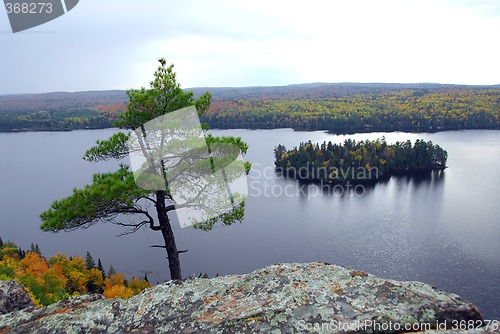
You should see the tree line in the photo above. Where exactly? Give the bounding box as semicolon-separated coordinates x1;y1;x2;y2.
0;237;151;306
2;87;499;133
202;89;500;133
274;138;448;182
0;108;120;132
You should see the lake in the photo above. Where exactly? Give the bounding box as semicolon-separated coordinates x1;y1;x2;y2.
0;128;499;319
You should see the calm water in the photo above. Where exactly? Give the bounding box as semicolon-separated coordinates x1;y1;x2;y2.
0;129;499;319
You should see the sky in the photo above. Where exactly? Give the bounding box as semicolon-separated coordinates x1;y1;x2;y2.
0;0;499;94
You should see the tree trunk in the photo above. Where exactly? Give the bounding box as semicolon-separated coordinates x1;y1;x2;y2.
155;190;182;280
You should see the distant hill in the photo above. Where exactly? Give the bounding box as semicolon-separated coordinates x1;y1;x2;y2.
191;82;498;100
2;83;498;114
0;90;128;115
1;83;499;132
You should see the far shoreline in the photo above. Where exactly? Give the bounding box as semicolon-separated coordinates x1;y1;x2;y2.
2;125;500;134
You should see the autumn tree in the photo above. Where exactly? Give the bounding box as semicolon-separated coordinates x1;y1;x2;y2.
40;59;250;280
0;238;149;305
87;268;104;293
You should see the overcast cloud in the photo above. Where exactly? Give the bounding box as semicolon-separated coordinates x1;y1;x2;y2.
1;0;499;94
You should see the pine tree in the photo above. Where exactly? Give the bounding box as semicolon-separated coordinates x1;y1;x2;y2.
143;273;149;283
85;251;96;270
97;259;105;279
39;59;250;280
108;265;116;278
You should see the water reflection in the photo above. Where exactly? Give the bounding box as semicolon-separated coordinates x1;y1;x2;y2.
275;169;445;199
392;170;446;189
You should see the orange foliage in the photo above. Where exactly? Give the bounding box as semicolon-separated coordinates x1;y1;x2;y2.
18;252;48;277
94;103;127;114
103;284;134;299
1;241;152;306
102;273;150;299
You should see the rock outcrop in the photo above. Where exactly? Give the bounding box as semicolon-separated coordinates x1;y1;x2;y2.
0;280;36;315
0;262;498;333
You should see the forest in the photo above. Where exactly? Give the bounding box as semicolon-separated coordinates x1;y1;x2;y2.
274;138;448;182
202;88;500;133
1;85;499;133
0;108;121;132
0;237;150;306
0;91;126;132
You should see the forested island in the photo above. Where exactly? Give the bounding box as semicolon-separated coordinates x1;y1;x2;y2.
1;84;499;133
274;138;448;183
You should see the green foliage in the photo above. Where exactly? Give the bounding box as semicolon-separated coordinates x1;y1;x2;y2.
39;59;251;279
115;60;211;130
30;243;41;255
85;251;96;270
40;59;249;234
0;241;20;261
0;261;16;279
40;165;150;231
275;138;447;182
0;108;119;132
108;265;116;278
97;259;105;279
205;134;249;154
83;132;131;162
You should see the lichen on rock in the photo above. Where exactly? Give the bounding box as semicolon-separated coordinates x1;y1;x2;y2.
0;280;36;315
0;263;497;333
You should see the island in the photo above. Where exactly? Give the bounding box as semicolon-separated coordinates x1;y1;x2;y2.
274;138;448;183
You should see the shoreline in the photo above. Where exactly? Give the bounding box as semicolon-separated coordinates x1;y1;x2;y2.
275;166;447;185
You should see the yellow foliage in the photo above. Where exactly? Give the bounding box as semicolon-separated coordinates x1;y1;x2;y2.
0;255;20;275
106;272;126;286
26;289;43;308
102;273;150;299
128;277;152;295
41;267;67;292
0;245;19;260
66;270;88;294
88;268;104;286
48;253;70;268
1;243;150;305
103;284;134;299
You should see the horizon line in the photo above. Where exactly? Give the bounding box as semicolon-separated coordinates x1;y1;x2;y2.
2;81;500;96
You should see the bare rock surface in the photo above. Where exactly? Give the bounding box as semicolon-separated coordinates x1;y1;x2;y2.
0;263;498;333
0;280;36;315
